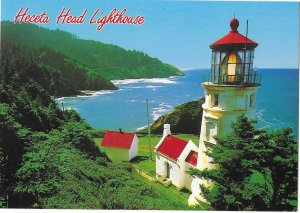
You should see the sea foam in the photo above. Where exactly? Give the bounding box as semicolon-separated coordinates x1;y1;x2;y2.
152;102;173;121
112;78;177;85
136;125;148;131
55;90;115;101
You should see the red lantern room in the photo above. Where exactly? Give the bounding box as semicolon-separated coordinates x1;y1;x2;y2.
207;18;261;86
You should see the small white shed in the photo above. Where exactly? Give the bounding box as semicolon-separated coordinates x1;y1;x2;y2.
101;130;138;161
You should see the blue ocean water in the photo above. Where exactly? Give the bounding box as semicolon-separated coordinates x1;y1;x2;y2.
58;69;298;137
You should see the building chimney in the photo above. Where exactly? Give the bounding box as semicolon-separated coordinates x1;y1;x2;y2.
119;128;123;134
163;124;171;137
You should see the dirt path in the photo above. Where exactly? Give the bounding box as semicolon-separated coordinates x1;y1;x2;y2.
133;165;156;182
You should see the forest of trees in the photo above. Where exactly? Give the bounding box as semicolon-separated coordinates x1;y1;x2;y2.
2;21;183;81
1;30;117;97
0;40;193;209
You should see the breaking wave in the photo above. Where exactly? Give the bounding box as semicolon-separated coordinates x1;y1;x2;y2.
136;125;148;131
55;90;115;101
152;102;173;121
112;78;177;85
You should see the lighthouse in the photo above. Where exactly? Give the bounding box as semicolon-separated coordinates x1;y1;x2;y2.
189;18;261;205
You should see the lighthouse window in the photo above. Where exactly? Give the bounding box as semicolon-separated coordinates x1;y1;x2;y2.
249;93;256;107
213;94;219;107
208;156;215;169
227;52;238;78
206;122;217;142
220;51;243;83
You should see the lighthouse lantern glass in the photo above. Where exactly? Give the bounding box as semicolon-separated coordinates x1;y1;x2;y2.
220;51;243;83
210;49;255;85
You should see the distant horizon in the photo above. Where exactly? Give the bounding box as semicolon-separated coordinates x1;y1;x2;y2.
180;67;299;70
2;1;299;69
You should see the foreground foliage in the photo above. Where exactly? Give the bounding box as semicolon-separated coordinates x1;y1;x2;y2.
0;53;191;209
190;115;298;211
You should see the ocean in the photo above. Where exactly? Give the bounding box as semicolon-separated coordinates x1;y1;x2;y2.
57;69;299;137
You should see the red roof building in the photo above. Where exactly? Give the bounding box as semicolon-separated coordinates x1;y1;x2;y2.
101;131;135;149
101;131;138;161
155;125;199;191
185;150;198;167
156;135;188;161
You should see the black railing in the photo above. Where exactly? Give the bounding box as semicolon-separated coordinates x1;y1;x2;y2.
202;72;261;86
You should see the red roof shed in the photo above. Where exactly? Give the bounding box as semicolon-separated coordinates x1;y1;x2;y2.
101;131;135;149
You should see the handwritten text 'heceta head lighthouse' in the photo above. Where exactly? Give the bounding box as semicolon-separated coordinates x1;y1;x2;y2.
13;7;144;31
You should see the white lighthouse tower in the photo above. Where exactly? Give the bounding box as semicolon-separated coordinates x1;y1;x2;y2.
189;18;261;205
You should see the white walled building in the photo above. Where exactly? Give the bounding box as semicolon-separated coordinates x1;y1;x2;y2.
155;124;198;190
101;130;138;161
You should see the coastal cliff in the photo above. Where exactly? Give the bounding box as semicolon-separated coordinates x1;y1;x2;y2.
151;98;204;135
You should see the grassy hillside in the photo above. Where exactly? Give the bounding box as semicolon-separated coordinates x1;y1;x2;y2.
150;98;204;135
2;21;183;80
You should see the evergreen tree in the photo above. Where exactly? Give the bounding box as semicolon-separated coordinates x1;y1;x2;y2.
190;115;297;211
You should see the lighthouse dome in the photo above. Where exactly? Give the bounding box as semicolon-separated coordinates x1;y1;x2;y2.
206;18;261;86
230;18;239;31
210;18;258;51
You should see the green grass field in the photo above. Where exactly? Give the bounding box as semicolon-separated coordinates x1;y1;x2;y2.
94;134;209;209
95;133;200;177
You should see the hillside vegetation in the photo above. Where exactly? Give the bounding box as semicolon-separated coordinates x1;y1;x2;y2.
0;45;194;210
151;98;204;135
1;26;117;97
2;21;183;81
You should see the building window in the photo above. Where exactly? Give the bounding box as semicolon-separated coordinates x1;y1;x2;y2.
206;122;217;142
208;156;215;169
205;142;215;169
249;93;256;108
211;94;219;107
220;51;243;83
213;94;219;106
205;117;218;143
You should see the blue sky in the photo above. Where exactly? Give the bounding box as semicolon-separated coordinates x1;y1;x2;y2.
1;0;299;69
